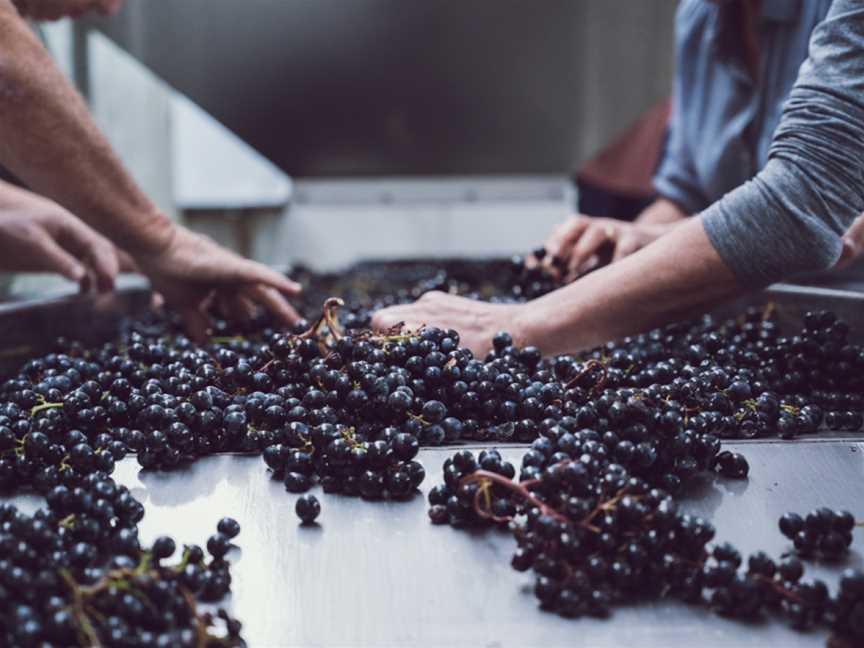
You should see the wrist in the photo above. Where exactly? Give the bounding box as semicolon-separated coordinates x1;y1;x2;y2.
512;302;558;355
127;210;177;258
513;289;606;357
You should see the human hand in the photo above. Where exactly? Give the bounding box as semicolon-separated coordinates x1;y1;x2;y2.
371;291;523;358
12;0;122;21
0;198;120;290
132;225;302;341
835;212;864;270
531;214;672;281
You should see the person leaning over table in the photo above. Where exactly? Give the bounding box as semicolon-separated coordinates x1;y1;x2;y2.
0;0;302;337
537;0;859;281
372;0;864;358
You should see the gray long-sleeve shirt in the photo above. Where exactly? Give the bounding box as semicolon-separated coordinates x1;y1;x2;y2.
700;0;864;286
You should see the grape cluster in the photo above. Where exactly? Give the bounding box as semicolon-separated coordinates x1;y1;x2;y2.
291;256;562;330
427;449;517;527
834;569;864;643
299;259;864;439
779;509;858;559
573;308;864;440
0;487;242;647
250;300;566;498
428;450;863;644
0;257;862;647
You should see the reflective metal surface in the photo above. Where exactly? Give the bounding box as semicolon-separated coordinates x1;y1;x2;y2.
86;0;676;176
0;277;150;378
6;441;858;647
1;270;863;645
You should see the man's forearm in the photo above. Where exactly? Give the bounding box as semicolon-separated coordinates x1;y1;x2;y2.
0;1;172;254
514;217;741;355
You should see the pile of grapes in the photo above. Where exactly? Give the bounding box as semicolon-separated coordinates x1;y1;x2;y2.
0;257;862;647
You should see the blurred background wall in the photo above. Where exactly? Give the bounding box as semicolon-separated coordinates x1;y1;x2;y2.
40;1;677;272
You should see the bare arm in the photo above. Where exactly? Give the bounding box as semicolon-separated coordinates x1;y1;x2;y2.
374;0;864;357
514;217;738;355
0;2;303;338
0;0;172;253
373;217;738;356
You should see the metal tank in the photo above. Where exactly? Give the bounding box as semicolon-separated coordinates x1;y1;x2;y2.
84;0;676;176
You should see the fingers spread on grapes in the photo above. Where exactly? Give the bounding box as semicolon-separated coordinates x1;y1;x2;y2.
372;292;522;357
567;220;617;276
541;215;591;271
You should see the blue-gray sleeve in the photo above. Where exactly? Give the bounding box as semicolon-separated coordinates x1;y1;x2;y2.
701;0;864;286
653;0;706;215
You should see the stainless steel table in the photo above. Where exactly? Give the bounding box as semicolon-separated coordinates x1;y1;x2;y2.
7;439;862;648
2;266;863;646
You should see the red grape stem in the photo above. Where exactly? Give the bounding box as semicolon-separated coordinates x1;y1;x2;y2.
257;350;277;374
298;297;345;340
564;359;607;393
461;469;569;524
751;573;809;607
322;297;346;341
461;463;639;534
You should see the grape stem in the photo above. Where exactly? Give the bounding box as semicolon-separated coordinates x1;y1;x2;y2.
462;465;645;536
59;568;103;647
460;470;568;524
322;297;345;341
300;297;345;340
564;359;607;392
752;573;809;607
30;401;64;416
62;557;242;648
